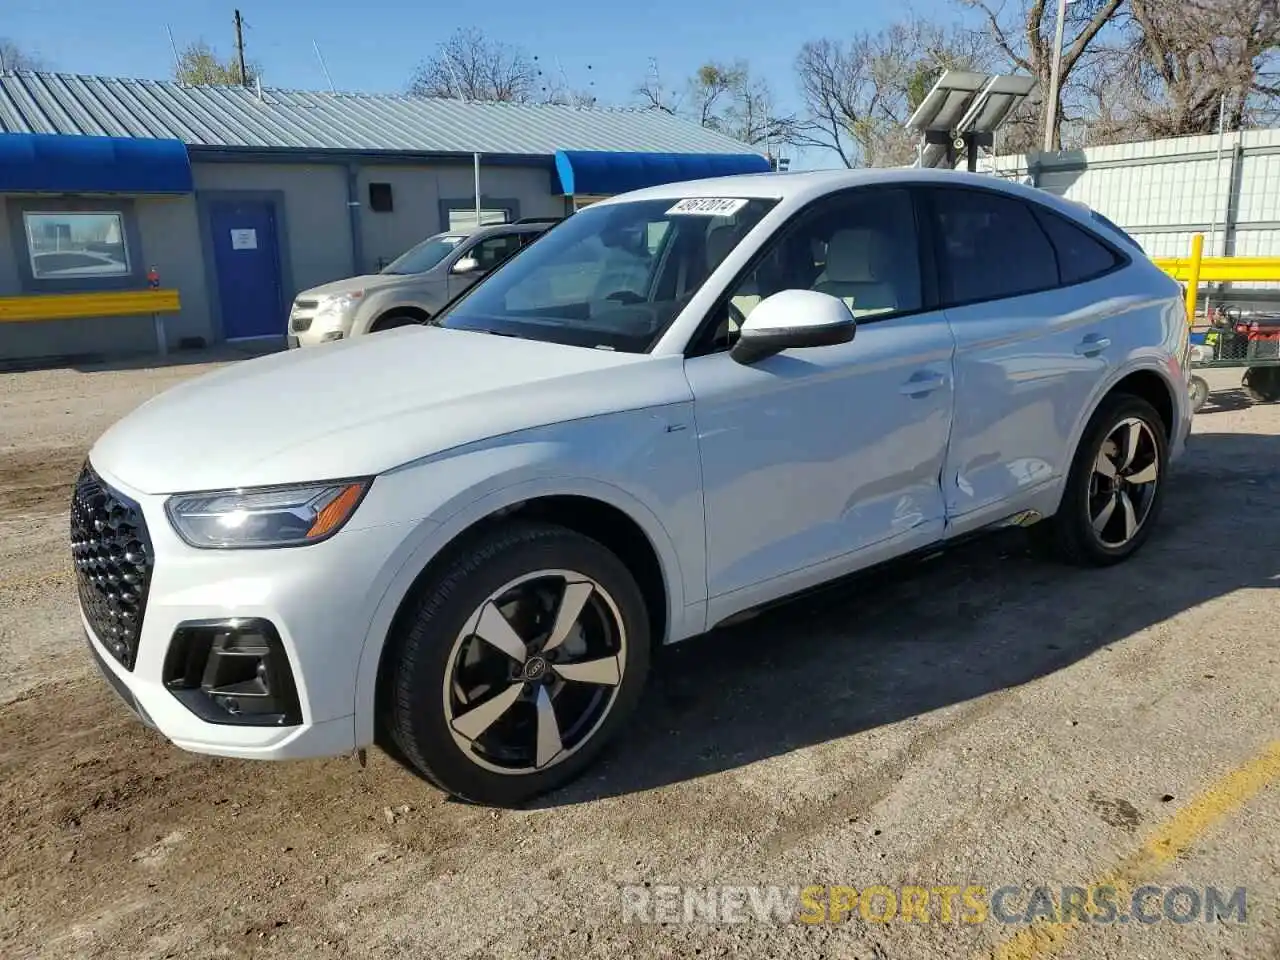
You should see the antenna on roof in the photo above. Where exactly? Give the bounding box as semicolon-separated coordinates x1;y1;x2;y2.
439;42;467;102
165;25;181;77
312;40;336;94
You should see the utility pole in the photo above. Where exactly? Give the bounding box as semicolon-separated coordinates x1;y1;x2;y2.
233;9;249;88
1042;0;1068;152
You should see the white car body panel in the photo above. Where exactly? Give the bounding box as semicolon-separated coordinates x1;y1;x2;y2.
686;308;955;612
78;168;1193;764
93;326;679;494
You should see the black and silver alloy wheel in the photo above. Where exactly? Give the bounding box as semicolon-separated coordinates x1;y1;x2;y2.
383;522;650;805
1088;417;1160;548
1033;392;1169;567
444;570;627;775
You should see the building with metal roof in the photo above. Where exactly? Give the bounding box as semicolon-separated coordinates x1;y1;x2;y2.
0;71;768;363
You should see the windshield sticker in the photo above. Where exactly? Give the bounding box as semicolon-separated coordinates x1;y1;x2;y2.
666;197;749;217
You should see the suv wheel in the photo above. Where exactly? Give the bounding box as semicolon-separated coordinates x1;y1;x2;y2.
1033;393;1169;567
383;522;651;805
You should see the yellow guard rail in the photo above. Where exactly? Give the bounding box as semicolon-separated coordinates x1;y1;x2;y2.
1152;236;1280;324
0;289;182;357
0;289;181;324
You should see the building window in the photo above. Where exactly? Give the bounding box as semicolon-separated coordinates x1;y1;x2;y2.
446;208;511;231
368;182;394;213
24;211;130;280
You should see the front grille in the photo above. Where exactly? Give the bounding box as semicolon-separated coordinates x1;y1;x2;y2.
290;300;318;332
70;466;154;671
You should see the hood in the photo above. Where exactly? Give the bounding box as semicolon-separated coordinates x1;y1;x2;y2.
296;272;424;299
91;327;683;495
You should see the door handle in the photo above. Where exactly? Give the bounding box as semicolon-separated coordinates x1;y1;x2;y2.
1074;335;1112;357
899;372;947;397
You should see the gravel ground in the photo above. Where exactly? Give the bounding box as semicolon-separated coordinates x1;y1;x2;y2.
0;359;1276;960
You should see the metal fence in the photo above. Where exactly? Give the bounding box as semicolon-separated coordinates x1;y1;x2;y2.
986;127;1280;298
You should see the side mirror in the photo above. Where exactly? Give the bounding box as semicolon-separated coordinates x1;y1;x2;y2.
729;289;856;365
452;256;481;276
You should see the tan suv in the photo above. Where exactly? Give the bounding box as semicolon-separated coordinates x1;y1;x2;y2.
287;219;557;347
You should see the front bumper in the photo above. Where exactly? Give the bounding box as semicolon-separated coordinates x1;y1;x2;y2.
79;464;415;761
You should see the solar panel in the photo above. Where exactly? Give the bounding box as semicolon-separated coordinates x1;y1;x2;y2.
906;70;1038;171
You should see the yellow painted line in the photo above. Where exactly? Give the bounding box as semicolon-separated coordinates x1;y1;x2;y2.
0;288;181;323
982;739;1280;960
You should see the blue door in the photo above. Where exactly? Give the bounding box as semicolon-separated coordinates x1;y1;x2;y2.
209;200;283;339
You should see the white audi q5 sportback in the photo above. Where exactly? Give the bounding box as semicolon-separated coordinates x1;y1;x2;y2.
74;169;1192;804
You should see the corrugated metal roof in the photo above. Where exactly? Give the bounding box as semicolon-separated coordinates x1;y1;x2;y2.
0;71;757;157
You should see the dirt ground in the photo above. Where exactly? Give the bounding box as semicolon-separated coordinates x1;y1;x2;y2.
0;358;1277;960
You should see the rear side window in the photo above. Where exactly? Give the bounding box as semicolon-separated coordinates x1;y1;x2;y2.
1090;210;1146;254
1032;208;1122;284
931;189;1058;305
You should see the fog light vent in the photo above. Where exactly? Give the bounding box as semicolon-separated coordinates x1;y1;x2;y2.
163;619;302;726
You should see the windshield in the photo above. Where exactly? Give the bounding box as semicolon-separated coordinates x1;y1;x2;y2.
434;196;779;352
382;234;467;274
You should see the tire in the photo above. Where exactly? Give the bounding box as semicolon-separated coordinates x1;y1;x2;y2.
1032;392;1169;567
1189;375;1209;413
371;312;425;332
383;521;651;806
1242;366;1280;403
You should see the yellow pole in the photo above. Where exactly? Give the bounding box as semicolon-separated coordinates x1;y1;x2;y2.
1185;233;1204;325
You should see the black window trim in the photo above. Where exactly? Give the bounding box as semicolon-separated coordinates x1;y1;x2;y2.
1029;202;1131;287
685;184;938;359
921;184;1133;313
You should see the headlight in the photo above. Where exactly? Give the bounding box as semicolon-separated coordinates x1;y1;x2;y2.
317;291;364;315
165;480;370;549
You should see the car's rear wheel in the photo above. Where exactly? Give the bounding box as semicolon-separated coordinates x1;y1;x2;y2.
383;522;650;805
1033;393;1168;567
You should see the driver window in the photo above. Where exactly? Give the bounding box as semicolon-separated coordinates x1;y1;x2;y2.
704;188;922;352
471;234;522;272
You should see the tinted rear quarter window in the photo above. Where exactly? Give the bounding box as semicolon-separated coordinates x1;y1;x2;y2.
1032;207;1122;284
931;189;1058;304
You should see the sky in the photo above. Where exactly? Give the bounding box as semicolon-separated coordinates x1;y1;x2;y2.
5;0;961;169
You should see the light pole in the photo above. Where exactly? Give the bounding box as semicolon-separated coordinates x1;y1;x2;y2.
1042;0;1069;152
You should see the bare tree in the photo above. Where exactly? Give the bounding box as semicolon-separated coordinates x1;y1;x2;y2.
959;0;1125;151
1120;0;1280;137
410;28;537;102
794;17;990;167
0;38;46;71
174;40;258;86
536;61;599;108
635;60;797;148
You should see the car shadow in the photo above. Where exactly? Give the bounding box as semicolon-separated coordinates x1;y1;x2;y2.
530;429;1280;808
1197;387;1257;414
0;340;284;374
70;340;285;373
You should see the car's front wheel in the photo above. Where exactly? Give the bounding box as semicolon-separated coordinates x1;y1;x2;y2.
383;522;651;805
1034;392;1169;567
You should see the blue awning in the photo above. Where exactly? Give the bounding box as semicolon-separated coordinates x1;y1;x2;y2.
0;133;193;194
553;150;771;197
